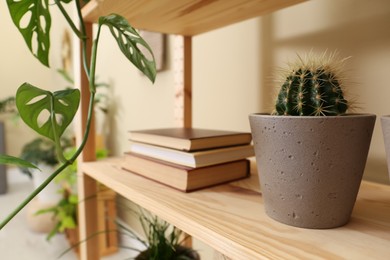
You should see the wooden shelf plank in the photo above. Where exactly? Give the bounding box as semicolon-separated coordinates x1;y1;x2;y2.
82;158;390;259
82;0;306;36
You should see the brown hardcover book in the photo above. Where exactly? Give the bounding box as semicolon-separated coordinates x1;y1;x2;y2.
122;152;250;192
128;141;254;168
128;127;252;151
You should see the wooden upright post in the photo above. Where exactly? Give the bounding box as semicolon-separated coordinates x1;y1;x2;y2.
173;35;193;248
174;36;192;128
75;21;99;260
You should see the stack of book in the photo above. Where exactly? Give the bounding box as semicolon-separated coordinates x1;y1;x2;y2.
121;127;254;192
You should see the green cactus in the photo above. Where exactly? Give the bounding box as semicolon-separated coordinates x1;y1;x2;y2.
274;52;349;116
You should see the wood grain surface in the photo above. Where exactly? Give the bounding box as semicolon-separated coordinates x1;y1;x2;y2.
82;0;306;36
81;158;390;260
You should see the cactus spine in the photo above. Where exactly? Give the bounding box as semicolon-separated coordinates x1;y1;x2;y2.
274;52;349;116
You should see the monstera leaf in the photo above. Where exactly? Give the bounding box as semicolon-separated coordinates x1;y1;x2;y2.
7;0;51;66
99;14;156;83
16;83;80;142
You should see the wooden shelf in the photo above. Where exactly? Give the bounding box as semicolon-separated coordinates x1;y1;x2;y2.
77;1;389;259
82;158;390;259
82;0;306;35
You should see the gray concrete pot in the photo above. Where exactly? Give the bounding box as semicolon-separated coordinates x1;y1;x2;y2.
249;113;376;229
381;115;390;180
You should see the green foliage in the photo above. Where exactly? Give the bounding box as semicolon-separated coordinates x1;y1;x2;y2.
1;0;157;230
35;189;78;241
6;0;51;66
57;68;111;113
0;154;38;170
1;0;156;170
98;14;156;83
274;52;349;116
19;137;73;177
117;209;199;260
16;83;80;143
36;146;108;240
0;97;17;114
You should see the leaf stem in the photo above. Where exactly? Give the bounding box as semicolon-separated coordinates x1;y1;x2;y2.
89;25;103;93
54;0;84;40
69;92;95;164
0;162;69;229
75;0;91;79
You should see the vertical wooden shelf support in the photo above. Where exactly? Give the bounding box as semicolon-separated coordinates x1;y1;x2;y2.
173;35;193;248
75;21;99;260
174;36;192;128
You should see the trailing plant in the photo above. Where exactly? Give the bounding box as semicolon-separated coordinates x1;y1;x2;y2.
0;0;156;229
273;51;350;116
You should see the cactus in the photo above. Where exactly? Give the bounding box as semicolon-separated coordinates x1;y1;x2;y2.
274;52;349;116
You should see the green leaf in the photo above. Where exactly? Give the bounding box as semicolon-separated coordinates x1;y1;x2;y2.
68;194;78;204
35;206;57;216
16;83;80;142
6;0;51;66
0;154;39;169
99;14;157;83
59;216;76;231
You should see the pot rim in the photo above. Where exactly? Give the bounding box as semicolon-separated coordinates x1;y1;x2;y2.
250;113;376;119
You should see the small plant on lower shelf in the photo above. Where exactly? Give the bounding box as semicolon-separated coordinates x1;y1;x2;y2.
117;210;200;260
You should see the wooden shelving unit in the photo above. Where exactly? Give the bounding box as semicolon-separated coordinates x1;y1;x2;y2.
76;1;390;259
81;158;390;259
81;0;306;35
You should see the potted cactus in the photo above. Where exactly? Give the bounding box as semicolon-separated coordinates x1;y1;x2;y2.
249;52;376;229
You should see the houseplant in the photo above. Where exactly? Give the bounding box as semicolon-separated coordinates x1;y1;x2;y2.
59;208;199;259
0;0;156;229
249;51;376;228
117;209;199;260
